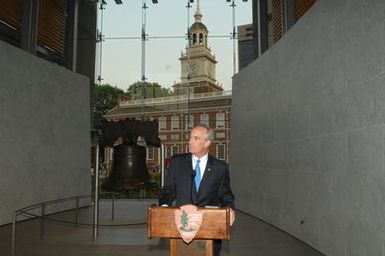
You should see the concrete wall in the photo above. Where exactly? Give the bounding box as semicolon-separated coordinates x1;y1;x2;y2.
230;0;385;255
0;40;91;225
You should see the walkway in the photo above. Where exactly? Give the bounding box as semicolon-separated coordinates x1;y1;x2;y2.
0;199;324;256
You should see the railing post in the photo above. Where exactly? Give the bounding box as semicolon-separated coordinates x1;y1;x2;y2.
40;203;45;240
93;143;100;238
111;192;115;220
161;144;165;188
75;196;80;227
140;188;146;199
11;211;17;256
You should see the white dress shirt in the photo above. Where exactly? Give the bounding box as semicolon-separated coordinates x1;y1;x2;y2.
192;153;208;178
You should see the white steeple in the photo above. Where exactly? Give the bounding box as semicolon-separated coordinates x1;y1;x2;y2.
175;0;220;96
194;0;202;23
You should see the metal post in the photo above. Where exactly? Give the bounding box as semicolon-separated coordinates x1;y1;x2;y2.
140;189;146;199
20;0;39;53
226;111;230;163
40;203;45;240
96;1;105;85
161;144;165;188
283;0;288;33
231;0;237;75
93;144;100;238
157;146;161;183
141;0;148;119
111;192;115;220
75;196;79;227
11;211;17;256
256;0;262;57
186;0;192;127
63;0;78;70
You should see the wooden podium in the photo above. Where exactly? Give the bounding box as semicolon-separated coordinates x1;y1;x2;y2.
148;205;230;256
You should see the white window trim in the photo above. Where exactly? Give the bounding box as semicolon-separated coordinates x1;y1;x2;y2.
172;145;179;156
147;147;154;160
171;116;179;130
216;112;225;128
200;113;209;126
159;116;167;131
216;144;225;160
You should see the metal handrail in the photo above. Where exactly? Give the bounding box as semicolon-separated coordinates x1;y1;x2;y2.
11;195;147;256
11;195;91;256
15;195;90;213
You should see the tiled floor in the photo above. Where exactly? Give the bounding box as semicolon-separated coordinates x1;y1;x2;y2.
0;199;324;256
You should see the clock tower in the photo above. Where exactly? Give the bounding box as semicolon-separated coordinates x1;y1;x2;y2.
174;0;223;95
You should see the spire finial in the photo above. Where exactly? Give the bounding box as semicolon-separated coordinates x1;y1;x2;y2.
194;0;202;22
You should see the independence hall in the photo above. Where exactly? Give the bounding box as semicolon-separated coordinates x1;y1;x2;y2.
104;2;231;171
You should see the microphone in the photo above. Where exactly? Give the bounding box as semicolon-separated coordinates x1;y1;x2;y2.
191;170;196;204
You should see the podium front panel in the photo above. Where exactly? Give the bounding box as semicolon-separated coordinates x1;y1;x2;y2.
148;206;230;240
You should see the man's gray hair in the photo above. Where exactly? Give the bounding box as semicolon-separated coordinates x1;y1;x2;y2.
194;124;214;141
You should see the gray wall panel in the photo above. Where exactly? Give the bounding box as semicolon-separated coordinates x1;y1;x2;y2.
230;0;385;254
0;41;91;225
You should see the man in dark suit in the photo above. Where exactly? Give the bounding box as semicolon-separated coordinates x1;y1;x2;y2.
159;124;235;255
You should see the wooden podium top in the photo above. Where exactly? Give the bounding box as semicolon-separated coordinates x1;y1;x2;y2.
148;205;230;240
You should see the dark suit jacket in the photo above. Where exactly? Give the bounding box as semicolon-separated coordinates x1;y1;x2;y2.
159;153;235;209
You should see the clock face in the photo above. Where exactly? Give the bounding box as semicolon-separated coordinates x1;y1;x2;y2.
189;62;199;75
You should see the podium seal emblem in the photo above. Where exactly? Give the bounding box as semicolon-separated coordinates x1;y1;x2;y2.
174;204;203;243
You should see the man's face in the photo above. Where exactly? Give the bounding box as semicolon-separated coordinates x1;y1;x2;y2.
189;127;211;158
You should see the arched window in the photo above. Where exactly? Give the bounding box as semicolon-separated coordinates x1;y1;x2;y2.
193;34;197;45
199;33;203;44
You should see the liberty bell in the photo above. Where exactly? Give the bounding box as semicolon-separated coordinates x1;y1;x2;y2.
102;141;151;191
100;119;161;191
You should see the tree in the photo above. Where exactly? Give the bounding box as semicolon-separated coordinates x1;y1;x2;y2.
93;83;125;127
127;81;172;99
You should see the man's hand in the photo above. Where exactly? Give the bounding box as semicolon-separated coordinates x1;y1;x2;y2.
230;208;235;226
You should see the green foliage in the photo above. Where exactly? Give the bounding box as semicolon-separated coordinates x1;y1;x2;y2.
93;82;171;128
181;210;189;228
93;83;124;127
127;81;172;99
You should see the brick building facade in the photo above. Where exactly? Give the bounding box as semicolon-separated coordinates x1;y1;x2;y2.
104;0;232;171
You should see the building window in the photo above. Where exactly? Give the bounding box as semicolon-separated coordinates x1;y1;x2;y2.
199;33;203;44
216;113;225;128
216;144;225;160
171;134;179;141
147;147;154;160
200;114;209;126
171;116;179;130
159;116;167;131
185;115;193;129
171;145;179;156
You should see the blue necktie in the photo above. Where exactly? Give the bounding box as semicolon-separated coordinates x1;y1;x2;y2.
194;159;201;192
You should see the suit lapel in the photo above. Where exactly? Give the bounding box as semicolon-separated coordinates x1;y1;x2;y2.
184;153;193;176
184;153;197;202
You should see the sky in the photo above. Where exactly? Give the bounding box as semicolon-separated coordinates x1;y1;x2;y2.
96;0;252;91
